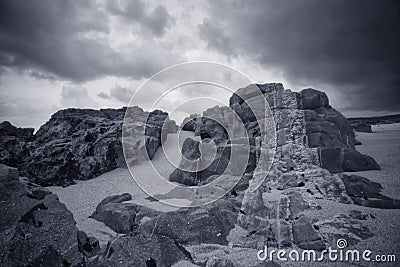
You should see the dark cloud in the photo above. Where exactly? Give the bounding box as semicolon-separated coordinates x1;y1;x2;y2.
97;92;111;99
109;85;134;103
199;0;400;114
198;19;236;58
0;0;182;82
97;85;134;103
105;0;173;37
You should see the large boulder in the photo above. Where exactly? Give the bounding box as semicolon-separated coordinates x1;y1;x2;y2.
0;164;82;266
340;174;400;209
319;147;380;173
137;200;238;246
350;122;372;133
91;193;160;234
299;88;329;110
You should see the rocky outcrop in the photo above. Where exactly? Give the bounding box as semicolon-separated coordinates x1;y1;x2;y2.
174;84;379;185
0;107;176;186
0;121;33;169
350;122;372;133
137;199;238;246
168;83;380;251
90;196;239;266
348;113;400;125
0;164;83;266
340;174;400;209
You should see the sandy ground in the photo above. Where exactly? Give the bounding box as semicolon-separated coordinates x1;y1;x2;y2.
49;131;197;244
50;124;400;266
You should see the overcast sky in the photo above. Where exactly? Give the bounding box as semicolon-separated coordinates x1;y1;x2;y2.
0;0;399;129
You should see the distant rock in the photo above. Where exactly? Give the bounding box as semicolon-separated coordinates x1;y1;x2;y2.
340;174;400;209
319;147;380;173
348;113;400;125
350;122;372;133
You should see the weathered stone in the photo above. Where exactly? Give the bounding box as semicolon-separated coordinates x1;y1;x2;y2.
351;122;372;133
181;114;201;131
299;88;329;110
101;233;194;267
292;215;325;250
91;194;160;234
0;122;33;169
77;230;101;259
0;107;173;186
314;214;373;247
319;147;380;173
138;201;237;245
340;174;400;209
0;166;81;266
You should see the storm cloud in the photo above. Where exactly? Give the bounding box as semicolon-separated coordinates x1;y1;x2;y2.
0;0;182;82
0;0;399;128
199;0;400;113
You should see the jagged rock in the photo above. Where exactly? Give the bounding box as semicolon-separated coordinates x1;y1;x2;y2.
170;141;256;186
0;107;173;186
0;121;33;169
0;164;81;266
299;88;329;110
351;122;372;133
181;114;201;131
0;121;34;139
169;138;202;185
319;147;380;173
91;193;160;234
77;230;101;259
138;200;237;245
340;174;400;209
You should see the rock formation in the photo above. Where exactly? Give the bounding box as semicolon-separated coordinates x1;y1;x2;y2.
350;122;373;133
0;107;177;186
174;84;380;186
166;83;383;252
